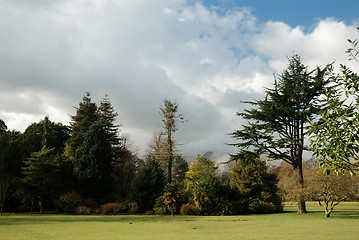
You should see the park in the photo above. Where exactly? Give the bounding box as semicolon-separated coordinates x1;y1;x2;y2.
1;2;359;240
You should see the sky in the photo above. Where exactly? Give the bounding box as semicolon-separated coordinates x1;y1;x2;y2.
0;0;358;162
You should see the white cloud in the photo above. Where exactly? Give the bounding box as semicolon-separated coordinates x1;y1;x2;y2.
0;0;358;161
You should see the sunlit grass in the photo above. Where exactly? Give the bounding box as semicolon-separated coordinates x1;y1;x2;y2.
1;202;358;240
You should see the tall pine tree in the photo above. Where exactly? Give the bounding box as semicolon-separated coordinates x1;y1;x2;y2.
65;92;98;161
97;95;123;161
74;122;114;202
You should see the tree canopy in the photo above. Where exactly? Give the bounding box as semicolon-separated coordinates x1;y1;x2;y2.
231;54;329;214
309;65;359;173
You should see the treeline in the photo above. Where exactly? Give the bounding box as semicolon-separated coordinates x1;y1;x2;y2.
2;32;359;216
0;93;282;215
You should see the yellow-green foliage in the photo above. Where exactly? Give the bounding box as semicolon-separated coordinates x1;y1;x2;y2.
185;155;218;183
180;203;201;215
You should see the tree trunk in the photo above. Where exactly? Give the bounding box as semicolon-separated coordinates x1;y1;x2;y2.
167;155;172;183
298;200;307;214
0;198;4;215
296;163;307;214
167;129;173;183
325;211;331;218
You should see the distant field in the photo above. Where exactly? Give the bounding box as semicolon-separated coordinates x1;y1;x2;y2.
1;202;359;240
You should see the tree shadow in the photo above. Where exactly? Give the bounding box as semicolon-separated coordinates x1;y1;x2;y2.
0;214;200;226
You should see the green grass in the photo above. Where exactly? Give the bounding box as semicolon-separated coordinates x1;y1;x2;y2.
1;202;359;240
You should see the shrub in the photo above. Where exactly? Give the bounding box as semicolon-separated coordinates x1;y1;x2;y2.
82;198;98;209
92;208;101;215
56;192;82;214
180;203;201;215
126;201;139;214
163;183;184;215
100;202;124;215
215;200;238;216
153;196;167;215
247;198;282;214
145;210;154;215
75;206;92;215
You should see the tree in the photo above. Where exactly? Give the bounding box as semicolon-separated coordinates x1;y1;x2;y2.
172;156;188;183
16;117;71;211
309;28;359;173
160;182;185;215
185;155;218;183
114;137;143;200
0;129;21;215
231;55;329;214
309;65;359;173
230;156;282;213
0;120;10;215
97;95;122;158
20;116;70;159
273;162;304;202
129;157;165;212
160;99;183;183
306;168;358;217
346;27;359;63
184;155;222;215
0;119;7;134
65;92;98;161
98;95;136;199
0;123;18;214
22;147;66;212
147;132;167;170
73;122;114;202
0;175;11;215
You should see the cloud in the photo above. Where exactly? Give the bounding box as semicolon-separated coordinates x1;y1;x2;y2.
0;0;358;161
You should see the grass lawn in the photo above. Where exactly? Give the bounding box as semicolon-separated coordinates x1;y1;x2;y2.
1;202;359;240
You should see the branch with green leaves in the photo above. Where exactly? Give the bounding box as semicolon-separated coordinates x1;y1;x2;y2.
308;65;359;174
346;27;359;63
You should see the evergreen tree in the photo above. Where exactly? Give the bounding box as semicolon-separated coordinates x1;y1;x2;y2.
129;157;165;212
114;144;143;200
65;92;98;161
0;119;7;134
97;95;122;157
172;156;189;183
0;121;21;215
231;55;329;214
22;147;66;212
74;122;114;202
230;157;282;213
20;117;70;159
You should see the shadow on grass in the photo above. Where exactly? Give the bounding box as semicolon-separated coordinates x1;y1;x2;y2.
1;209;359;226
0;214;204;226
0;214;176;225
332;212;359;219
